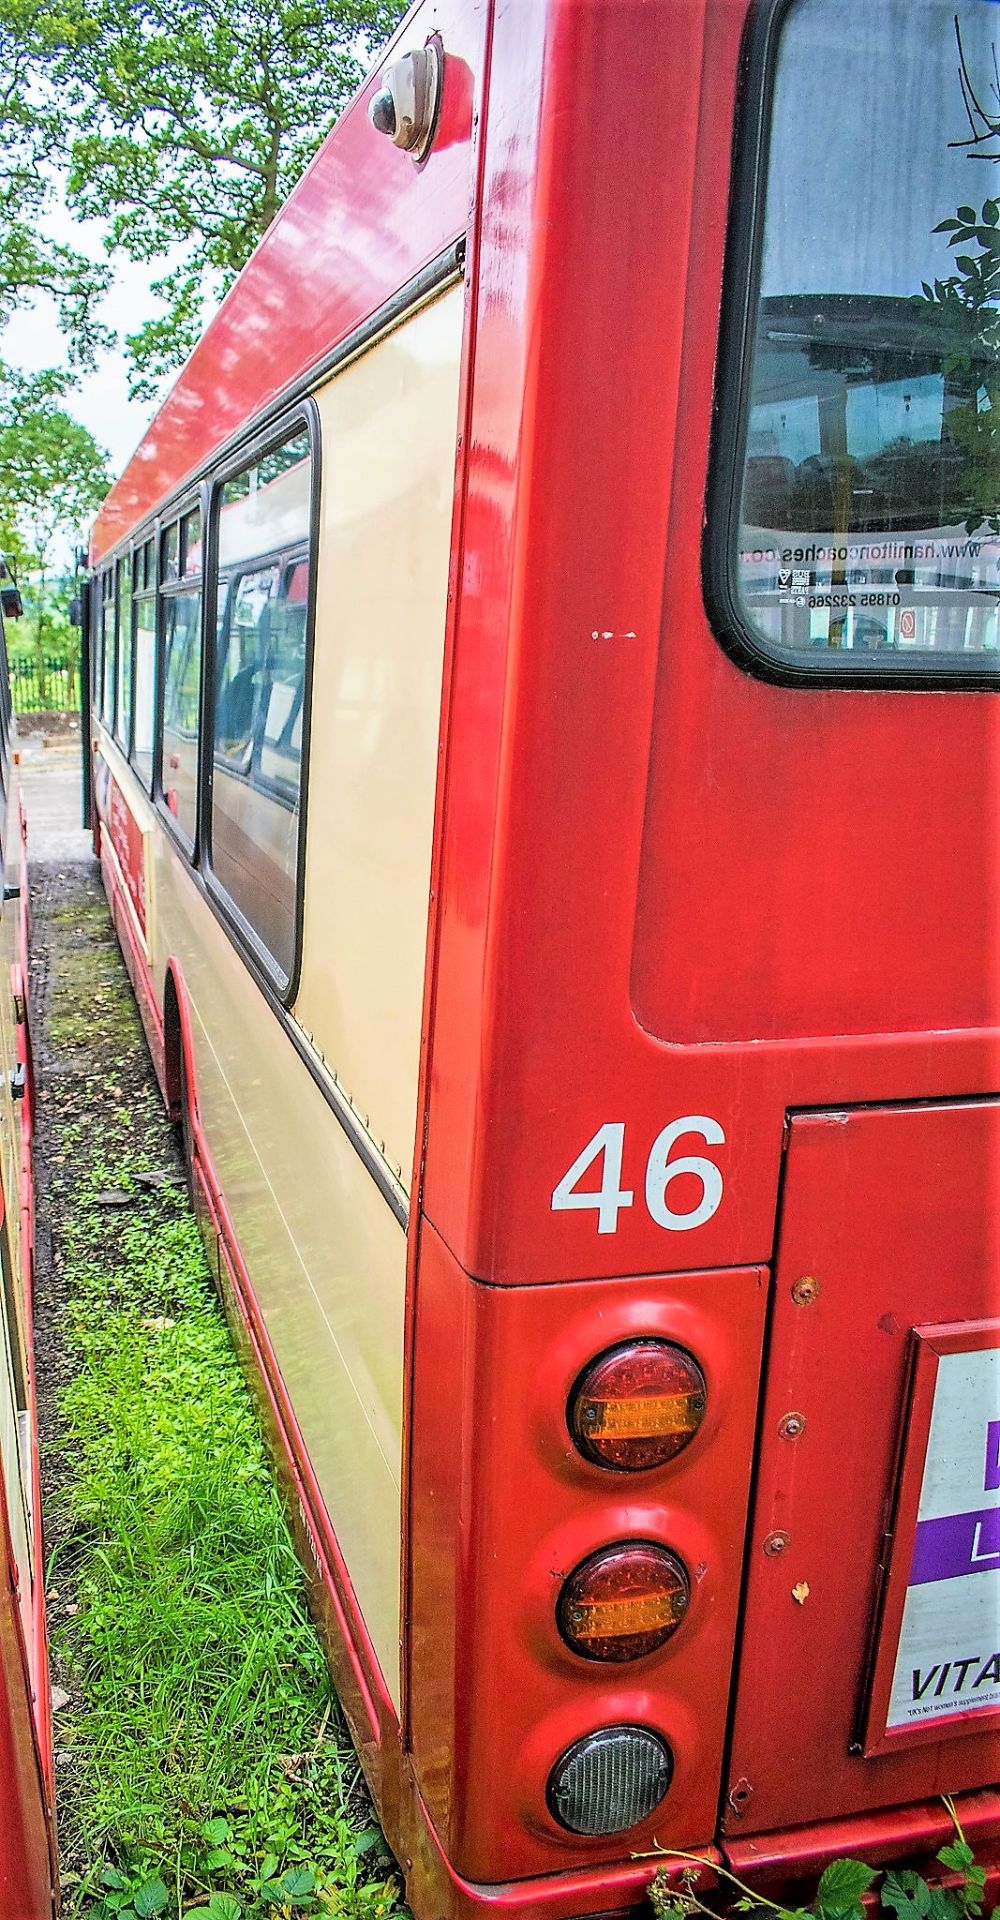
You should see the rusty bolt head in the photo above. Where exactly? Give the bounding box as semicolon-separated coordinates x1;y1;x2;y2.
763;1529;790;1556
728;1777;753;1817
778;1411;806;1439
791;1275;820;1305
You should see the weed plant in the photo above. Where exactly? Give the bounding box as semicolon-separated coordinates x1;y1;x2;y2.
55;1178;406;1919
648;1804;994;1920
37;877;408;1920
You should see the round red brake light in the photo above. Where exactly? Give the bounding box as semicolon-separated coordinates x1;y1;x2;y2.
558;1541;690;1662
569;1339;706;1471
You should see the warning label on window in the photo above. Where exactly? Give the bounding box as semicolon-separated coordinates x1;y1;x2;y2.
887;1347;1000;1728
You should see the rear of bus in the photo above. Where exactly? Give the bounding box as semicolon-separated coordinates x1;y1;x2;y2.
403;0;999;1907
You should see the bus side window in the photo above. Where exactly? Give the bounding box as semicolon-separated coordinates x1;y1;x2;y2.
91;576;102;709
100;570;115;728
158;507;203;847
132;537;156;792
258;559;307;798
209;423;312;989
215;564;278;771
160;588;202;845
115;552;133;754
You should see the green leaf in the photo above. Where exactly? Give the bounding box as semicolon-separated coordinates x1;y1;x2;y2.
206;1897;242;1920
817;1859;879;1917
279;1865;317;1900
959;205;978;224
985;199;1000;227
204;1848;234;1870
101;1868;129;1890
933;1888;970;1920
883;1871;933;1920
132;1881;170;1918
203;1816;230;1844
354;1827;381;1856
938;1844;974;1874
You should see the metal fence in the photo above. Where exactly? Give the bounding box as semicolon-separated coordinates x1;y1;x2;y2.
9;656;79;714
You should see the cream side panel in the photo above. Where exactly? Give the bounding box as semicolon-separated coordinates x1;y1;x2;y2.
151;839;406;1706
293;284;463;1183
0;1286;29;1591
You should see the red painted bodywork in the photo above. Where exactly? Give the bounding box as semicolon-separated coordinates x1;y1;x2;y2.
726;1103;1000;1833
107;776;147;935
0;801;56;1917
89;0;999;1912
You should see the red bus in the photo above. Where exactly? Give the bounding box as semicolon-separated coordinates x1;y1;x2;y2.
85;1;1000;1915
0;590;55;1918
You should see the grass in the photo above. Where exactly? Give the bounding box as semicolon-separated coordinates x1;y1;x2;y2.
37;873;408;1920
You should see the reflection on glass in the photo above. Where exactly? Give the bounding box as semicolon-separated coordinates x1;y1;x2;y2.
101;571;115;725
210;429;311;985
181;508;202;580
115;556;132;748
161;591;202;843
162;522;180;584
133;593;156;789
736;0;1000;662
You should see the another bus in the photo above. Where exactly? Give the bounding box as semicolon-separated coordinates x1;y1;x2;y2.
85;2;1000;1915
0;590;56;1919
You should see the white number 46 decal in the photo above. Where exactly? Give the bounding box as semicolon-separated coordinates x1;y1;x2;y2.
551;1118;725;1237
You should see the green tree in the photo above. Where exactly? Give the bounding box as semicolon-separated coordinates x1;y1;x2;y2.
0;363;109;656
917;194;1000;533
0;363;109;562
53;0;406;398
0;0;111;364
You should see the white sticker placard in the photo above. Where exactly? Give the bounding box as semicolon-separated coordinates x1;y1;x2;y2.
887;1346;1000;1729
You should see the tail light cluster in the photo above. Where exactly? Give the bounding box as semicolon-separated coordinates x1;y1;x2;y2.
557;1541;689;1663
569;1338;706;1471
547;1339;705;1837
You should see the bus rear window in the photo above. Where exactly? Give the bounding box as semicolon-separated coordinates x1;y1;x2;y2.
722;0;1000;680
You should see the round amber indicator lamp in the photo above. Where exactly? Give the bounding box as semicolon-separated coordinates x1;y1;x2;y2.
569;1338;707;1471
558;1541;691;1662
